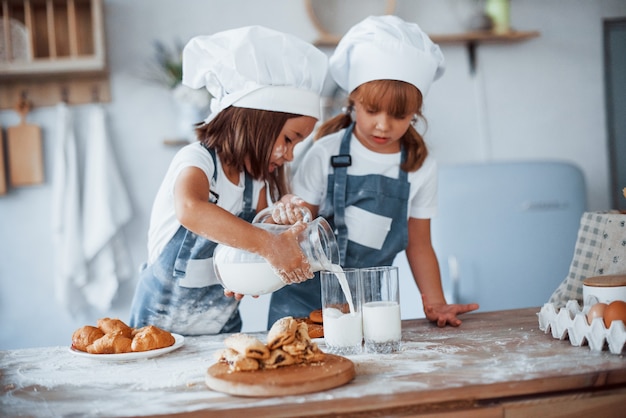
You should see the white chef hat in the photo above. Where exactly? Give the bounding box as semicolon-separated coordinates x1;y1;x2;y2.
182;26;328;122
329;15;445;96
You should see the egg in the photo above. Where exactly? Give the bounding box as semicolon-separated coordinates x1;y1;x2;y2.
586;302;608;325
602;300;626;328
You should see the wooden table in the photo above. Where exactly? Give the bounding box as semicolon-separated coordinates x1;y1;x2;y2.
2;307;625;417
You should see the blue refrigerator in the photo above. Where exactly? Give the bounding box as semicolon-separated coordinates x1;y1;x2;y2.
395;160;587;317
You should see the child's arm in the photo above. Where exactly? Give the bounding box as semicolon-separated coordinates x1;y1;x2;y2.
405;218;479;327
174;166;312;284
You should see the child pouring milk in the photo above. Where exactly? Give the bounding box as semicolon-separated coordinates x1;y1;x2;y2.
129;26;328;336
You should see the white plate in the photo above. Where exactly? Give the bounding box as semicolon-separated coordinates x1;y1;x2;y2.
68;334;184;361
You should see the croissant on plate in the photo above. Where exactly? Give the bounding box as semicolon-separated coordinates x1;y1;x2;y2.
72;326;105;352
97;317;133;338
131;325;176;352
87;333;133;354
71;319;175;354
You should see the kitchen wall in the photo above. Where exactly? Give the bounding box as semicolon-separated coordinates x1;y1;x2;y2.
1;0;624;350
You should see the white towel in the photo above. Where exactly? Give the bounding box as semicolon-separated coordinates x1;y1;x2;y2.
82;104;133;311
51;102;87;315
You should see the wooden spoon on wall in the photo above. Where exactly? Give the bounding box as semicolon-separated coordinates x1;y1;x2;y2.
7;98;44;187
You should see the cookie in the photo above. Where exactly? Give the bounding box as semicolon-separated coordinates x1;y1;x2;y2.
309;309;323;324
295;317;324;339
306;321;324;339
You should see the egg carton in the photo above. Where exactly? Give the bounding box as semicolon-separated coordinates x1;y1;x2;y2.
537;299;626;355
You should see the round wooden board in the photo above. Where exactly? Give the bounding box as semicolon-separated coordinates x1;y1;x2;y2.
206;354;355;397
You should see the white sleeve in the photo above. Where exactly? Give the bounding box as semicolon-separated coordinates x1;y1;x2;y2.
146;144;215;263
291;141;331;206
167;144;215;195
408;156;438;219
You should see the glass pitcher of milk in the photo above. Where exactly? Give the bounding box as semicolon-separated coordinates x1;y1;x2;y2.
213;209;340;295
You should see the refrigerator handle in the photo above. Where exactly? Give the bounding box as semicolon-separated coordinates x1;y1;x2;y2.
448;255;460;304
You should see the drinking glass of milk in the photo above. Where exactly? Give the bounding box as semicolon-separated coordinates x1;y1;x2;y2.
320;268;363;355
361;266;401;353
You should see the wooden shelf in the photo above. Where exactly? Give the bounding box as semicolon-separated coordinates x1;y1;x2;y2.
0;0;106;78
0;0;109;108
430;30;540;44
315;30;540;48
0;74;110;109
432;30;541;74
314;29;540;75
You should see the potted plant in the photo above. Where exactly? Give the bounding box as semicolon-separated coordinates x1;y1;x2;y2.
147;39;212;143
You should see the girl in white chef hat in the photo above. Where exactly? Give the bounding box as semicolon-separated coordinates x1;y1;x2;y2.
129;26;328;335
269;15;479;328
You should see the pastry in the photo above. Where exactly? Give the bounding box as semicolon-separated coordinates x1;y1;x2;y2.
72;325;105;352
97;317;133;338
306;322;324;339
216;348;260;371
282;322;311;356
295;317;324;339
267;316;298;349
87;333;132;354
224;333;270;360
262;348;296;369
131;325;176;352
300;344;326;363
309;309;323;324
71;319;175;354
215;316;326;372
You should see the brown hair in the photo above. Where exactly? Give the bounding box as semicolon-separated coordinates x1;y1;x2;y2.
316;80;428;172
195;107;299;202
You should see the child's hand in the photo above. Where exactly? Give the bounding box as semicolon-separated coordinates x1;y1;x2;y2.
263;221;314;283
223;289;246;300
272;194;312;224
422;294;479;327
223;289;260;300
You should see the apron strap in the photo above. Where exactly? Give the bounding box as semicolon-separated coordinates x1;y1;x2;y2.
203;145;220;203
200;144;219;182
202;144;253;214
242;171;253;213
239;169;256;222
332;123;355;261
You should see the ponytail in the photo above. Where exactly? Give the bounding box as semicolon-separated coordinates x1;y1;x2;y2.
401;124;428;172
314;112;353;140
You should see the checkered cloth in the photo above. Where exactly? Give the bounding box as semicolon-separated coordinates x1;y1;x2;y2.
549;212;626;307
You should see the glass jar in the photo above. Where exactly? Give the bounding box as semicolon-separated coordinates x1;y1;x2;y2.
485;0;510;34
213;214;340;295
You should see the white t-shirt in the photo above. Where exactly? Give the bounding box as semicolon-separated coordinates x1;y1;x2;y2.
292;130;438;220
147;143;265;264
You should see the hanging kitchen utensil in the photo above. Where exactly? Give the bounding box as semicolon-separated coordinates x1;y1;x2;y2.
7;97;44;186
0;127;7;195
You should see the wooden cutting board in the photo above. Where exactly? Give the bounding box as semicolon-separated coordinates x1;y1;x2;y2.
7;100;44;187
206;354;355;397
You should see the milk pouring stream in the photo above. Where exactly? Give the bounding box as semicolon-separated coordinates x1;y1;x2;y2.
331;265;355;313
321;266;362;353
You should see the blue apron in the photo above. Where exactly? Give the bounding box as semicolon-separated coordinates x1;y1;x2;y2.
267;123;410;327
129;147;256;335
